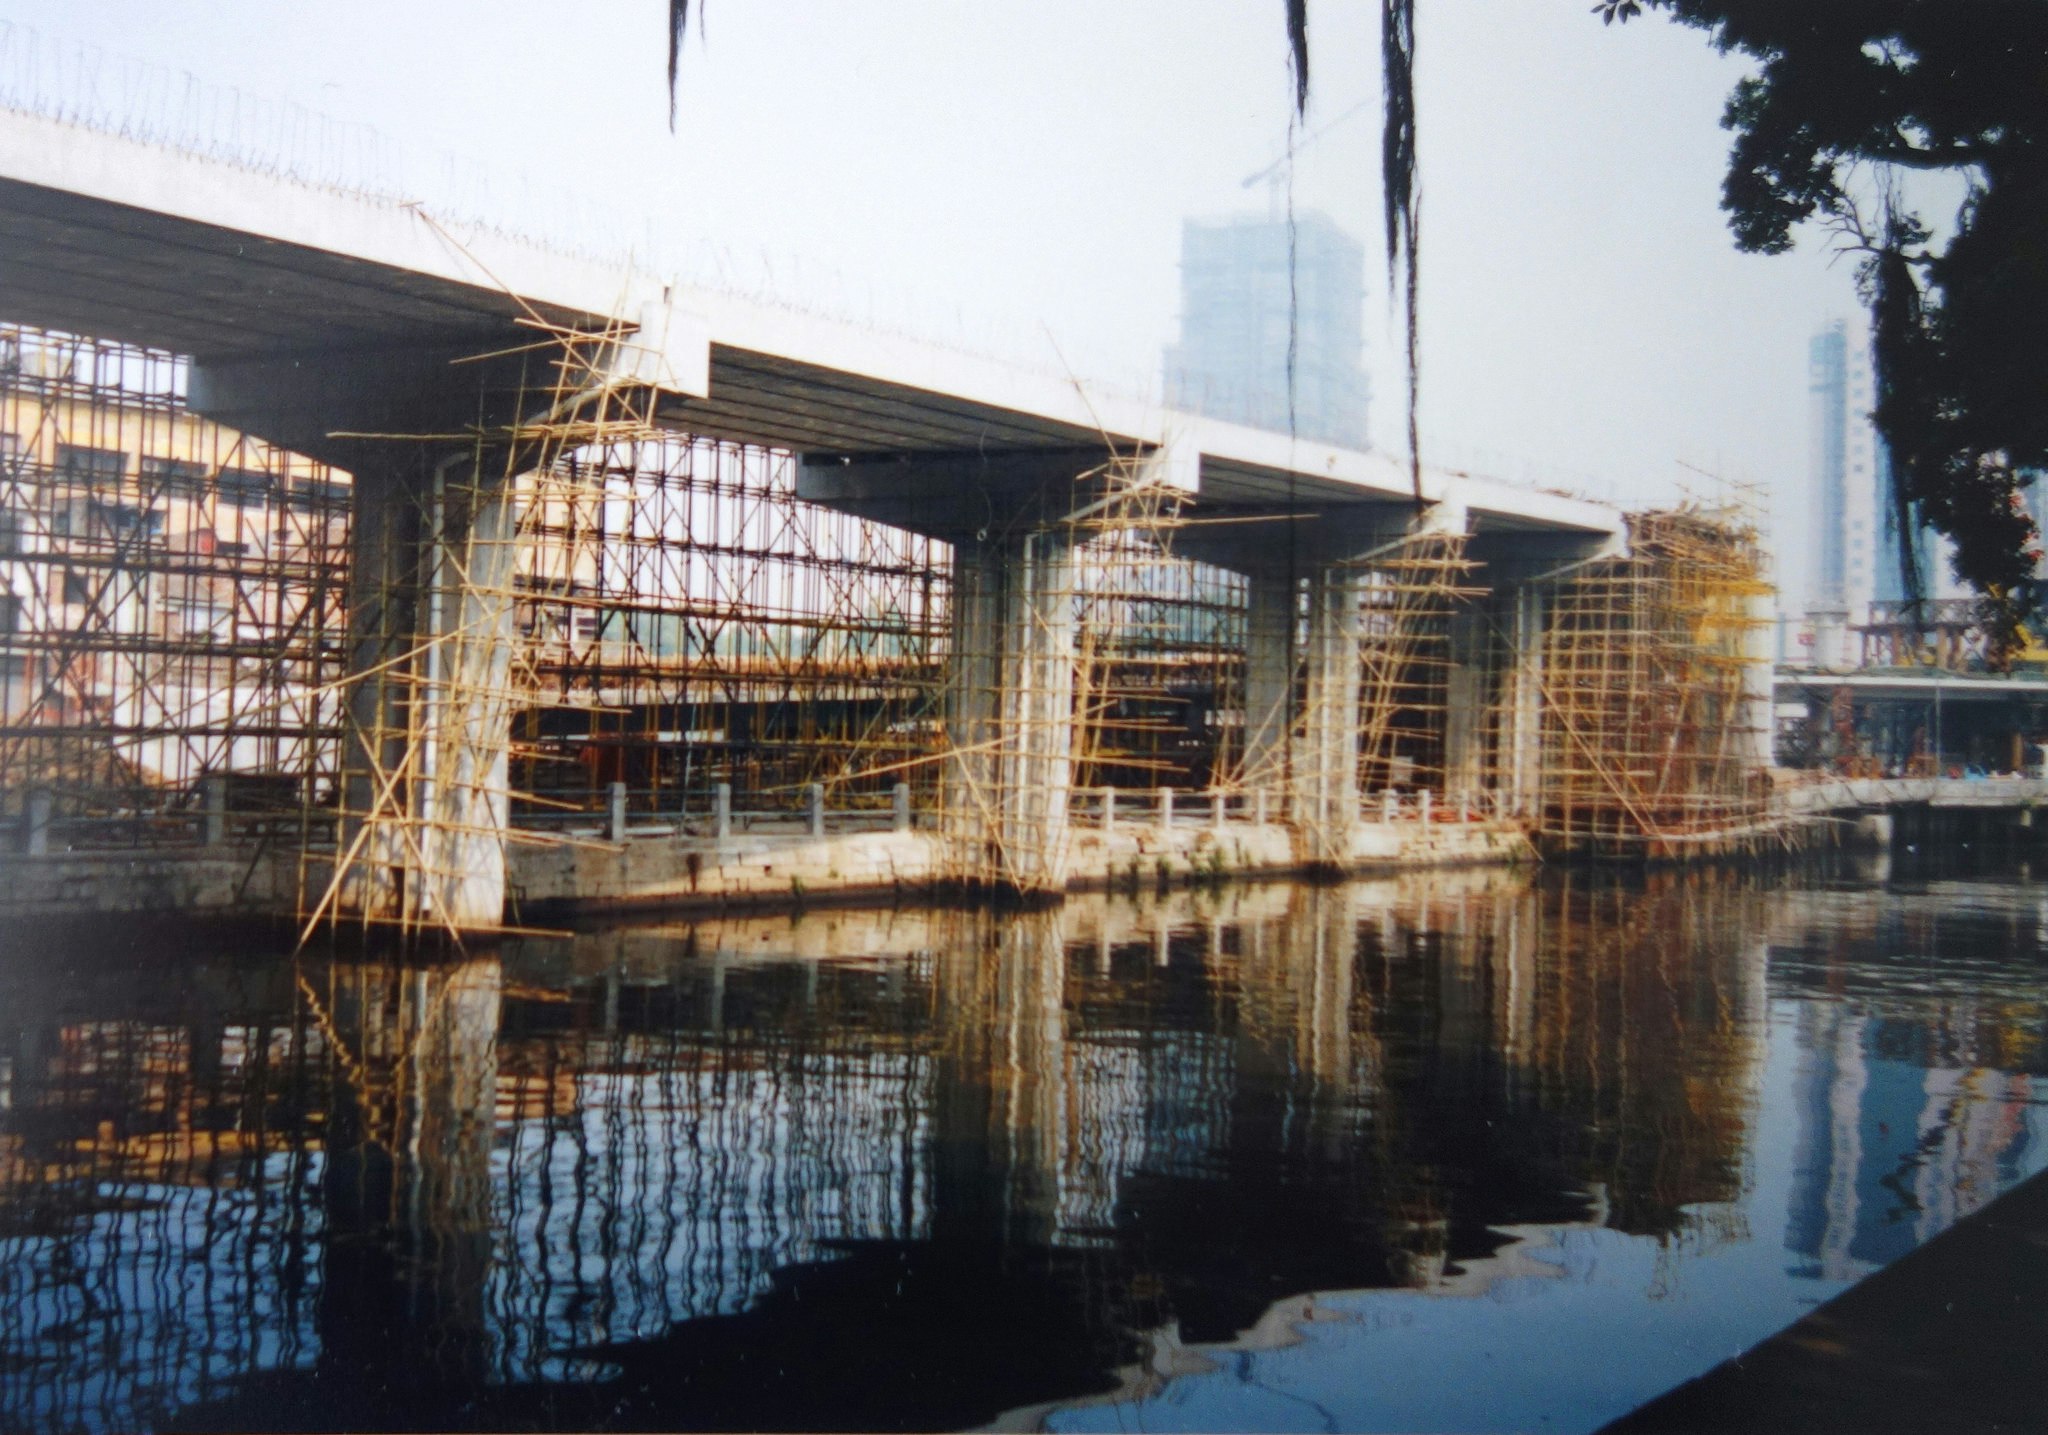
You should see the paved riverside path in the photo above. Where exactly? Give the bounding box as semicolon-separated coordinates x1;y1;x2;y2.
1602;1166;2048;1433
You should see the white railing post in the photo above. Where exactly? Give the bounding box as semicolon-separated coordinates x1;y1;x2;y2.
714;782;732;841
609;781;628;843
1157;787;1174;834
1101;787;1117;833
202;774;227;846
807;782;825;838
24;788;50;856
893;781;911;832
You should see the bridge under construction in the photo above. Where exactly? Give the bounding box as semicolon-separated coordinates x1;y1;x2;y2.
0;102;1786;939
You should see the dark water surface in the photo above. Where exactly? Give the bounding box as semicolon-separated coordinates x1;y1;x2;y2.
4;857;2047;1432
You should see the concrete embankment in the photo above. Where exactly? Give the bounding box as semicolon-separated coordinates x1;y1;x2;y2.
508;816;1533;920
0;817;1534;924
1602;1164;2048;1434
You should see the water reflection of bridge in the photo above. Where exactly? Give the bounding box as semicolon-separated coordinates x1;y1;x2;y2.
3;871;1966;1432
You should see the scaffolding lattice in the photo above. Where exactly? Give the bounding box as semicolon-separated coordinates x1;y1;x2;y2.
1533;506;1775;856
0;325;350;852
0;314;1785;917
508;437;949;822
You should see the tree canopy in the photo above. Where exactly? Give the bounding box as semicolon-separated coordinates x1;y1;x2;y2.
1601;3;2048;656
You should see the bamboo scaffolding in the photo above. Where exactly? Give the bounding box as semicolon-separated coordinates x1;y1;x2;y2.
2;317;1780;904
0;325;349;851
1528;505;1776;856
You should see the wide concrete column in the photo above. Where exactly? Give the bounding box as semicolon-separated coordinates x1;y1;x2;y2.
419;468;518;926
1179;502;1449;866
1241;569;1297;796
1441;607;1488;807
193;328;684;934
943;542;1003;858
338;460;516;930
1296;565;1364;863
800;446;1174;896
1500;583;1547;819
942;529;1077;891
341;463;422;920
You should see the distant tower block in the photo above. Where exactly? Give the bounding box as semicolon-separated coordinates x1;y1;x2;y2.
1163;212;1371;452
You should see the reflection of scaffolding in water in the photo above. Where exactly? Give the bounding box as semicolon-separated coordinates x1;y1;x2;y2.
0;877;1861;1426
1526;872;1766;1235
0;325;350;849
491;975;938;1370
0;1005;334;1433
1535;507;1773;856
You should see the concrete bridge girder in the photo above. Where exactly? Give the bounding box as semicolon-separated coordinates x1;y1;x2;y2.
794;443;1194;545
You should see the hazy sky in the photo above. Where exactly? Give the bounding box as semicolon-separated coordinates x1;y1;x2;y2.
0;0;1868;606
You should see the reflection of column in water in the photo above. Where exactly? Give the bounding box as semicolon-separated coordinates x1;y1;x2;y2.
991;909;1069;1246
315;956;500;1387
1499;874;1767;1234
1492;882;1539;1074
1286;885;1357;1096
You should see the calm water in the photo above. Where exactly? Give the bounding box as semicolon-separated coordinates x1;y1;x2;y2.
4;856;2047;1432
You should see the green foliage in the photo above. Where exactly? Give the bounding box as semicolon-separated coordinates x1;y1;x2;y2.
1599;2;2048;659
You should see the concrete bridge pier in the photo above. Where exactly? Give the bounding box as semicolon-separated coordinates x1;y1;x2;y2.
1440;605;1489;814
1499;583;1548;820
1465;531;1619;822
944;530;1078;891
799;447;1166;894
1240;568;1296;801
339;457;519;929
1184;504;1444;866
190;339;622;931
1297;564;1366;862
1238;562;1367;861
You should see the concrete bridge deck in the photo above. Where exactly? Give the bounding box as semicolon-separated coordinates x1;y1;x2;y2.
0;102;1619;540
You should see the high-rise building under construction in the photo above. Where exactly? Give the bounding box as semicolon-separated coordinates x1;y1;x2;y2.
1162;212;1370;452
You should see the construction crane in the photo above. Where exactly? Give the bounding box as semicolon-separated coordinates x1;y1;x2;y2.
1239;95;1376;213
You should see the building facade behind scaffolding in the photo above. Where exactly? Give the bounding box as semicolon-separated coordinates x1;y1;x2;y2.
0;327;350;848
